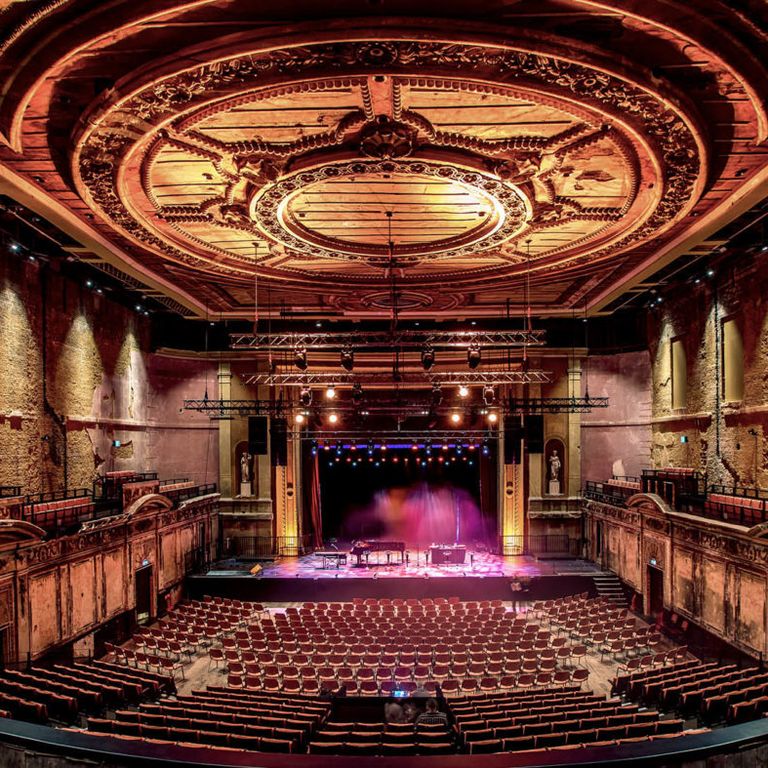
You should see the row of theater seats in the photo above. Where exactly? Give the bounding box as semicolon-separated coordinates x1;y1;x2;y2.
87;688;331;753
0;659;173;725
448;686;695;754
613;653;768;726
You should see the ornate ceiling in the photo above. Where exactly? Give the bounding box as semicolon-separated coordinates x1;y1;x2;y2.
0;1;767;319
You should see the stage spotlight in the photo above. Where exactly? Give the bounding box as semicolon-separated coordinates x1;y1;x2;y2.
483;385;495;405
467;343;481;369
294;346;308;370
340;347;354;371
458;385;469;398
431;384;443;406
352;382;363;405
487;411;498;424
421;345;435;371
451;412;461;424
299;387;313;407
329;412;338;424
325;385;336;400
295;413;306;425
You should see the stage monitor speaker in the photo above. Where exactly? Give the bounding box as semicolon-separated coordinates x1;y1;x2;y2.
526;414;544;453
270;417;288;467
504;416;524;464
248;416;268;455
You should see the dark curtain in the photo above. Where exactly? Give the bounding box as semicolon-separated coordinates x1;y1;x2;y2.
478;450;498;545
306;452;323;547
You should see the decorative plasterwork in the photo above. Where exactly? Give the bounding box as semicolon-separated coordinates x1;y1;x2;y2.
72;38;701;293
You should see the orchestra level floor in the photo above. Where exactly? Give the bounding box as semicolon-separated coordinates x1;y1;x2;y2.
210;552;603;580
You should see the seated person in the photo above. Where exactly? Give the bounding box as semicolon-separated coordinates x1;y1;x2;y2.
414;698;449;728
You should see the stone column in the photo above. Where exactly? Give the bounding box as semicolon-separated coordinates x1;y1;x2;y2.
217;363;233;497
568;359;582;496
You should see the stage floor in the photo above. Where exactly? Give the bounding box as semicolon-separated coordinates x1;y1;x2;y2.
209;551;601;580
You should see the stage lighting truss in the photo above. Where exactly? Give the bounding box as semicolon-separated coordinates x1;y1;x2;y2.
240;369;552;387
182;394;609;418
309;430;497;443
230;329;545;351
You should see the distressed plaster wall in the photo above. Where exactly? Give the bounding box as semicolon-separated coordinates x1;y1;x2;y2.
648;256;768;485
0;252;218;493
580;350;652;482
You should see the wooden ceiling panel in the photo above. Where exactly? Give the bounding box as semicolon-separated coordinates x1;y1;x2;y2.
0;1;766;319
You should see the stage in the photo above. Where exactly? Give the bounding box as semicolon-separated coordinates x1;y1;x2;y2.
187;552;608;602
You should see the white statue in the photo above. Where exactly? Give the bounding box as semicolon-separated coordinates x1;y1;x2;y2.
240;451;252;483
549;449;561;483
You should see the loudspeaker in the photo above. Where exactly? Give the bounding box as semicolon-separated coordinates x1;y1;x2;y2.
526;414;544;454
270;417;288;467
248;416;268;455
504;416;524;464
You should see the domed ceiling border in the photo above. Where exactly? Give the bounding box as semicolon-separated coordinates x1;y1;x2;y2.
71;33;705;292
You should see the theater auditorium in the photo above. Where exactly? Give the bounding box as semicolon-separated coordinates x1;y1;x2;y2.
0;1;767;766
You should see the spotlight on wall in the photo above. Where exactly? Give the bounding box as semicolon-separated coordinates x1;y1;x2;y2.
299;387;313;407
467;344;481;369
294;346;308;370
421;345;435;371
450;412;461;424
340;347;354;371
458;385;469;398
483;385;495;405
431;384;443;406
328;412;339;424
325;385;336;400
352;382;364;405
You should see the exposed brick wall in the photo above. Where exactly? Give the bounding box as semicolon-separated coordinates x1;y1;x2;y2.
648;255;768;487
0;253;218;494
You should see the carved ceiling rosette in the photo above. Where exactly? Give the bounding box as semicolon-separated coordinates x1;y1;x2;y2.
70;31;703;305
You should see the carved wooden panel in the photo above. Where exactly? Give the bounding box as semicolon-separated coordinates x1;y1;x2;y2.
2;4;765;318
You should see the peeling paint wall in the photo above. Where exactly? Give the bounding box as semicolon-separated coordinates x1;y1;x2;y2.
648;258;768;486
0;253;218;493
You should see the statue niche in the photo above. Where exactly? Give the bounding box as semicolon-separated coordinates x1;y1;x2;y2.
236;442;253;498
545;438;566;496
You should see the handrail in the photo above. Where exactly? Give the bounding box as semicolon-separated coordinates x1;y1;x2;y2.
0;711;767;767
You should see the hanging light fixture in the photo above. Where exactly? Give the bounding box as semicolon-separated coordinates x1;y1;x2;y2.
340;347;354;371
458;385;470;398
467;343;481;369
431;384;443;406
352;382;364;405
294;346;308;370
325;385;337;400
299;387;313;407
421;345;435;371
483;385;495;405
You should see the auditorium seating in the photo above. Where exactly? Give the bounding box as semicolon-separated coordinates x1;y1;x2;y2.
704;488;768;527
201;595;605;695
0;660;173;725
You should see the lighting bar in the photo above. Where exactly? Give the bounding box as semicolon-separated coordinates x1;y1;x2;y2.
505;396;609;413
241;370;551;386
307;431;496;441
230;329;545;350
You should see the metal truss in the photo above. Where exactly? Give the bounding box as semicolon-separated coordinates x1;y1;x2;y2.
241;370;551;386
305;431;498;442
230;329;545;350
505;396;610;413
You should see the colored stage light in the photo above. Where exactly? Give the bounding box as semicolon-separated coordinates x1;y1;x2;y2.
451;412;461;424
295;413;305;425
299;387;313;406
483;385;495;405
467;344;481;369
458;385;469;398
328;412;339;424
325;386;336;399
487;411;498;424
421;345;435;370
